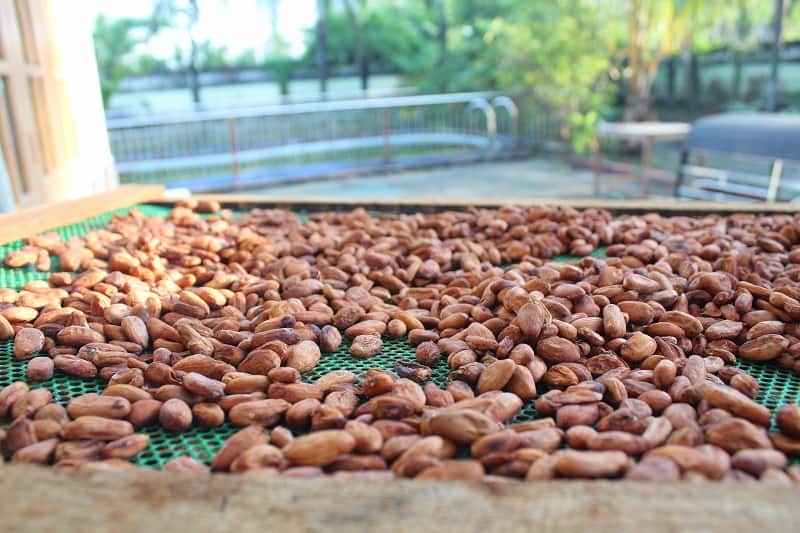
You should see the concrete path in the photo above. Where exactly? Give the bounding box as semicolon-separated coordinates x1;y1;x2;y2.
247;157;675;201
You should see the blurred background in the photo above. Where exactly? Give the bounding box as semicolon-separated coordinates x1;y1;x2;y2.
1;0;800;209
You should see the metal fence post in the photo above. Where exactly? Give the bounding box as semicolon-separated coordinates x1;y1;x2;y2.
467;98;497;151
382;108;391;164
227;117;240;186
491;96;519;150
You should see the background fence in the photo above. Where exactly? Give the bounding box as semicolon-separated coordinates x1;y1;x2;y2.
107;92;561;192
652;44;800;116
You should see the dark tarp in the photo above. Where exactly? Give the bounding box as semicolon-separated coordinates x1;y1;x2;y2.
685;113;800;160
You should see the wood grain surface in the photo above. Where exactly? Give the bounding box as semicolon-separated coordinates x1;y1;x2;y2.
2;186;797;246
0;464;797;533
0;185;165;245
185;193;800;215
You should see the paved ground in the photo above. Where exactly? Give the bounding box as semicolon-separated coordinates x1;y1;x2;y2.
248;157;676;201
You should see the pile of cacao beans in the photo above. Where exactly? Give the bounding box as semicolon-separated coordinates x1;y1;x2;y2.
1;200;800;482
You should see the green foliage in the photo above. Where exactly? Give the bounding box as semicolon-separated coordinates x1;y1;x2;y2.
784;1;800;43
133;53;169;75
393;0;612;149
490;1;614;151
94;0;794;139
196;42;231;70
92;14;151;108
264;56;295;96
301;4;428;71
233;49;260;69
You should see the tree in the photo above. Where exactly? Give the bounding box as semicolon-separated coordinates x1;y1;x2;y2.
490;0;615;150
198;43;232;70
394;0;514;93
92;14;151;108
233;49;260;69
766;0;786;111
133;53;169;75
261;0;282;55
731;0;754;102
342;0;367;91
153;0;203;106
432;0;447;72
340;0;433;92
302;2;432;88
316;0;329;96
259;0;294;101
612;0;744;121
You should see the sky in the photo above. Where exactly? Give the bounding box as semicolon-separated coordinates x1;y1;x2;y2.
94;0;318;59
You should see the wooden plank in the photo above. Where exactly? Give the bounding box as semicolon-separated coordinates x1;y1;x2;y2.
0;465;797;533
2;188;796;245
0;83;23;202
179;193;800;215
0;184;164;244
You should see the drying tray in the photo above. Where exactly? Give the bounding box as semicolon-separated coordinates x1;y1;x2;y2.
0;185;799;533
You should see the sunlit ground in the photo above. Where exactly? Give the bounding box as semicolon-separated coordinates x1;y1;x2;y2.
247;157;677;201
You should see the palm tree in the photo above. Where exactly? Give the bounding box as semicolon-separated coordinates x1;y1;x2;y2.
620;0;722;121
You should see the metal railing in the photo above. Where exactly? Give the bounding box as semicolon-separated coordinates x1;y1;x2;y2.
675;147;800;202
107;92;558;191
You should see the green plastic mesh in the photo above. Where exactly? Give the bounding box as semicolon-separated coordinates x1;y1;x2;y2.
1;204;798;469
136;424;238;468
736;360;800;429
302;336;452;386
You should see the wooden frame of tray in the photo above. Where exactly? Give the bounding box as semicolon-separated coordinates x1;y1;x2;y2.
1;186;798;532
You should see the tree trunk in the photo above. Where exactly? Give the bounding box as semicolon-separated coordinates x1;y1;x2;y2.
188;0;201;106
766;0;784;111
342;0;367;92
316;0;328;98
623;67;657;122
435;0;447;90
687;52;699;116
732;50;742;101
732;0;749;104
189;40;200;104
436;2;446;59
666;56;675;107
361;60;369;93
622;0;656;122
266;0;280;54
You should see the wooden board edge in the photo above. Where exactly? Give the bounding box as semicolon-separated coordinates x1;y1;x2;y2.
0;185;165;245
0;464;797;533
177;193;800;215
1;187;797;244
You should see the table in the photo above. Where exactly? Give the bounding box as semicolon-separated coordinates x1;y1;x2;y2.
594;121;691;197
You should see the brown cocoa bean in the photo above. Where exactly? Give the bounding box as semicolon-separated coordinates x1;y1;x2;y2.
14;328;45;359
26;357;54;382
283;429;355;466
159;398;193;432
